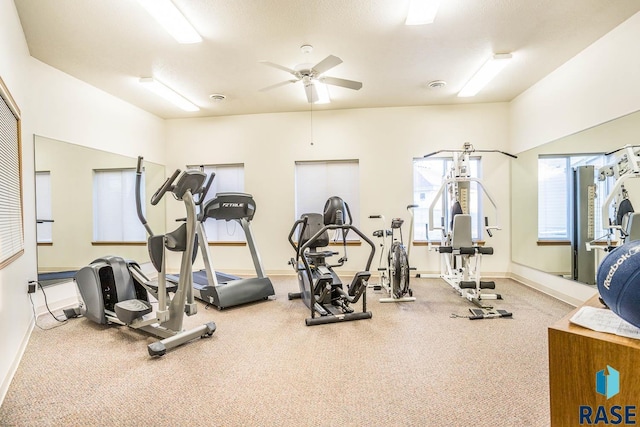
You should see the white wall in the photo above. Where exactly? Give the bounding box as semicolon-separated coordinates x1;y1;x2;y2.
165;103;512;276
0;0;165;404
509;11;640;303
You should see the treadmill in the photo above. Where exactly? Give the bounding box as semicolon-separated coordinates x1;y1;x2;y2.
191;192;275;309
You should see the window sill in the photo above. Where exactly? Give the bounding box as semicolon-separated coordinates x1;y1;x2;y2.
208;241;246;246
92;241;146;246
536;240;570;246
413;240;487;246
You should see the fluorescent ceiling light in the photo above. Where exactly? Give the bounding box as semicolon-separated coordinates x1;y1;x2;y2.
314;82;331;104
405;0;440;25
457;53;513;98
137;0;202;44
139;78;199;112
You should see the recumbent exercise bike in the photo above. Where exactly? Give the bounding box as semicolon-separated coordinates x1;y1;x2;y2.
288;196;376;326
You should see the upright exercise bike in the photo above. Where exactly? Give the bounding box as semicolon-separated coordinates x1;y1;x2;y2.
288;196;376;326
73;157;216;355
368;204;418;302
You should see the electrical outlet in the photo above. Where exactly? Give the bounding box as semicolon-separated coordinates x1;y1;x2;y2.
27;281;36;294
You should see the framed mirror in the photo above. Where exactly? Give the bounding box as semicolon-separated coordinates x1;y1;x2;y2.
511;109;640;285
34;135;165;285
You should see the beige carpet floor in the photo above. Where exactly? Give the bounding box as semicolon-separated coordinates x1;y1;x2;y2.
0;276;573;427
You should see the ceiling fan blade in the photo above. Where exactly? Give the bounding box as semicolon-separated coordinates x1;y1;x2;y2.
304;83;318;103
258;60;298;76
312;55;343;75
259;80;298;92
321;76;363;91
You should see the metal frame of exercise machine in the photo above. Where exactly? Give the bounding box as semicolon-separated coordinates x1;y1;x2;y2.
368;205;418;302
424;142;515;319
73;157;216;356
288;197;376;326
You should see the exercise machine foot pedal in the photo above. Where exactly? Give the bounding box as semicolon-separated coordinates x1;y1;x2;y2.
468;308;513;320
114;299;152;324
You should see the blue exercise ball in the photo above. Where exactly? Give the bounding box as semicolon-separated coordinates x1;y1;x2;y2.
597;240;640;329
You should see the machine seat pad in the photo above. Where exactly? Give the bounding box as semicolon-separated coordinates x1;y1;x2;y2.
114;299;152;324
478;246;494;255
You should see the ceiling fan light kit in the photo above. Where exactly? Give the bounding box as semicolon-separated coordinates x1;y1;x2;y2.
259;53;363;104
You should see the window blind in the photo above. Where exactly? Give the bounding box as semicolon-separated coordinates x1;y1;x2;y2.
0;78;24;267
295;160;360;240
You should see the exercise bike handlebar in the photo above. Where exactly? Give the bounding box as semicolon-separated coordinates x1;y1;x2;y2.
151;168;181;206
298;224;376;271
194;171;215;207
135;156;154;236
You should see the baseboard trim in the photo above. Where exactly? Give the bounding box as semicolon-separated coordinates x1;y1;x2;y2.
0;319;34;406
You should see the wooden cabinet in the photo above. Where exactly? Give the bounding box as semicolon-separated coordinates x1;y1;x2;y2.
548;295;640;426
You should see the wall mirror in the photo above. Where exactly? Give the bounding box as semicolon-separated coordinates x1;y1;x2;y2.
511;109;640;285
34;135;165;285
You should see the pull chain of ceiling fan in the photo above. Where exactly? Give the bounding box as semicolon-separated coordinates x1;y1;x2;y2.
309;97;314;146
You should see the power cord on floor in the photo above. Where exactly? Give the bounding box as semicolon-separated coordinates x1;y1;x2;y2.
28;281;68;330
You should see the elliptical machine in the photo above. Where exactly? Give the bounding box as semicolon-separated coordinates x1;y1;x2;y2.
74;157;216;356
368;204;418;302
287;196;376;326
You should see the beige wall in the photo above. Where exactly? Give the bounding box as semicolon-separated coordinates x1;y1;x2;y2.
166;103;512;276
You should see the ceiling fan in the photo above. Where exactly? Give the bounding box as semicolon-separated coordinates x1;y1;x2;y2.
259;54;363;103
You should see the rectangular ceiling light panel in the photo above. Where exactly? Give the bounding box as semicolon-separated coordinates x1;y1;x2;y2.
137;0;202;44
405;0;441;25
139;78;199;112
458;53;513;98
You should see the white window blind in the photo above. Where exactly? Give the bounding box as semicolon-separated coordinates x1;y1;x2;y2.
93;169;146;242
295;160;360;240
35;171;53;243
412;157;481;241
0;78;24;267
198;164;245;242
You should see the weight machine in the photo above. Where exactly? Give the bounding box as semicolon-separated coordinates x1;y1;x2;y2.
588;145;640;251
424;142;515;319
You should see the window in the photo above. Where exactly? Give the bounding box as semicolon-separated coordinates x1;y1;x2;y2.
93;169;146;242
538;154;608;241
412;157;481;241
295;160;360;240
0;76;23;267
196;164;245;242
35;171;53;243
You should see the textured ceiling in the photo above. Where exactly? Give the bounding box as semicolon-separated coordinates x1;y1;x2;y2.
13;0;640;119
